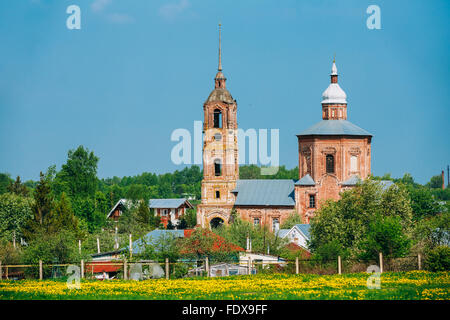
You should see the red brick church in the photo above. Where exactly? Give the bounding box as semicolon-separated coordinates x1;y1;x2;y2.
197;26;372;230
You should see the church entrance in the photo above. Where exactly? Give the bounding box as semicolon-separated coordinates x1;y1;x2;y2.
210;217;224;229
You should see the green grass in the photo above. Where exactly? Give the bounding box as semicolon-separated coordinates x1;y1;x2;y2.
0;271;448;300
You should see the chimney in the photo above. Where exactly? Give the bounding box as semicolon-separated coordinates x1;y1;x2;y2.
442;170;445;190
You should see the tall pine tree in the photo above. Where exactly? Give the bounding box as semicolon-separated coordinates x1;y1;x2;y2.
23;172;54;240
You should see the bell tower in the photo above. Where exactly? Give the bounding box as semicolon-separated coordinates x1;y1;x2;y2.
197;24;239;228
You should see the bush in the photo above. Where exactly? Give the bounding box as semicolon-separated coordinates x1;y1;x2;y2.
425;246;450;271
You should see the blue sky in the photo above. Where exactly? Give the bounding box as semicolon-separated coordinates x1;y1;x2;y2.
0;0;449;184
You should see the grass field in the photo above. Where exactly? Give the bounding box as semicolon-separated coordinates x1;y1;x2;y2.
0;271;448;300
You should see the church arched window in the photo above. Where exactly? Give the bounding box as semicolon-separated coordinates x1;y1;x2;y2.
214;159;222;176
213;109;222;128
326;154;335;174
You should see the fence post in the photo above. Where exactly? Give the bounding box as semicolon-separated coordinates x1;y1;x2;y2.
295;257;299;274
39;260;43;280
205;257;210;277
81;259;84;279
418;253;422;270
124;259;128;280
129;233;133;260
379;252;383;273
165;258;169;280
0;260;2;280
338;256;342;275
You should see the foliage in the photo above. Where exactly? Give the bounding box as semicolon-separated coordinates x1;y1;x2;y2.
49;192;81;237
55;146;99;199
425;246;450;271
0;240;23;265
23;172;54;240
22;230;83;278
309;179;413;258
427;175;444;189
0;173;13;195
412;212;450;252
183;208;197;228
358;215;411;261
7;176;29;196
407;186;442;220
213;218;287;256
0;193;33;242
239;165;298;180
280;212;303;229
138;232;181;262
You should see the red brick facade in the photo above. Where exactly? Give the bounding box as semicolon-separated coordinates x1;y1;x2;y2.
197;39;372;228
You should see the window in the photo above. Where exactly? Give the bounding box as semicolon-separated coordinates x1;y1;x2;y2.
253;218;260;226
162;209;168;216
214;159;222;176
213;109;222;128
215;191;220;199
272;218;280;232
214;132;222;141
326;154;335;173
350;155;357;172
309;194;316;208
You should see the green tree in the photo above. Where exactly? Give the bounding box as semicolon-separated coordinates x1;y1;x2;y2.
358;215;411;261
184;208;197;228
23;172;54;240
56;146;99;199
309;179;413;258
0;173;13;195
135;199;151;225
0;193;33;242
407;186;442;220
8;176;29;196
427;175;444;189
50;192;80;236
280;212;303;229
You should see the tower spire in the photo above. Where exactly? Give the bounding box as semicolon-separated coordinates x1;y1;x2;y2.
218;23;222;71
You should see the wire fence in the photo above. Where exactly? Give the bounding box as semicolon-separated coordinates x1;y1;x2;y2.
0;253;426;281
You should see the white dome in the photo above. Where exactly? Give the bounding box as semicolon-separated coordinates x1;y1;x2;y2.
322;83;347;104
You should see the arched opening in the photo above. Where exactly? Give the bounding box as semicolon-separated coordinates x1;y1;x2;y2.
326;154;335;174
210;217;224;229
214;159;222;176
213;109;222;128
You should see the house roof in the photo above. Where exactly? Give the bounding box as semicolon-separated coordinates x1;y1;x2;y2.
295;224;311;240
131;229;186;255
232;179;296;206
149;198;193;209
295;174;315;186
277;229;289;238
106;199;132;218
341;175;361;186
298;120;372;137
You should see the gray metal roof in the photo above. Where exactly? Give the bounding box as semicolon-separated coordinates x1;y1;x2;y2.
277;229;289;238
295;224;311;240
148;198;192;209
129;229;185;255
295;174;316;186
298;120;372;136
233;179;295;206
341;175;361;186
